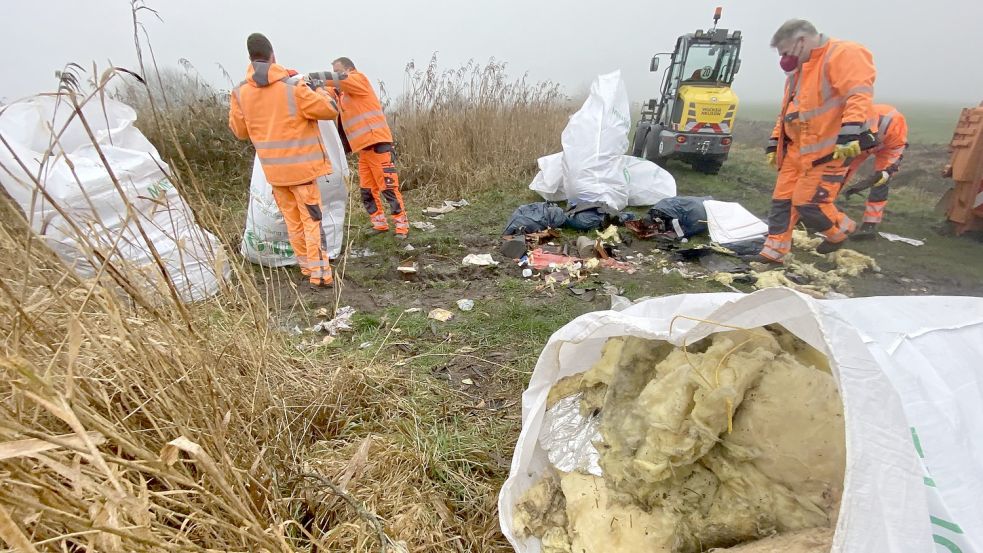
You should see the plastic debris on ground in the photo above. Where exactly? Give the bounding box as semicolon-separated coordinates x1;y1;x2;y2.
456;299;475;312
878;232;924;246
648;196;712;238
428;308;454;322
311;306;356;336
462;253;499;267
503;202;568;236
403;307;423;314
595;225;621;243
423;206;456;217
704;200;768;245
511;327;845;553
396;261;418;274
411;221;436;231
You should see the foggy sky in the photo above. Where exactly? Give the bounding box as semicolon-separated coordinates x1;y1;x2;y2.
3;0;981;107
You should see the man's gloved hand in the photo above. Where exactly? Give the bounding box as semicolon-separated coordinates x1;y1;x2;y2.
766;152;777;168
873;170;890;186
832;140;861;160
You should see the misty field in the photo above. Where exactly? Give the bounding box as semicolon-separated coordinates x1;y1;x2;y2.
3;16;983;552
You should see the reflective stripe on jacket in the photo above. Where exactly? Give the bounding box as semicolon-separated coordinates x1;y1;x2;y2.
871;104;908;172
771;37;877;167
330;69;393;152
229;61;339;186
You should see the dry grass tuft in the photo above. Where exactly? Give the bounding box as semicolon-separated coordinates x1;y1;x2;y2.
387;54;569;200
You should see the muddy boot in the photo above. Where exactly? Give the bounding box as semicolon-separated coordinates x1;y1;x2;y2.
851;222;878;241
816;238;847;254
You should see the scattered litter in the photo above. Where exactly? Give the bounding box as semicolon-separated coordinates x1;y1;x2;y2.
575;236;596;259
411;221;436;231
878;232;924;246
713;272;735;286
321;335;336;345
428;308;454;322
528;249;580;271
828;249;880;276
457;299;475;312
349;248;377;258
403;244;416;251
312;306;356;336
595;225;621;244
315;307;330;317
358;341;373;350
792;229;823;251
404;307;422;314
584;258;600;270
445;199;470;208
600;258;636;274
522;268;533;278
423;205;456;217
462;253;499;267
396;262;418;274
461;378;475;386
501;237;529;259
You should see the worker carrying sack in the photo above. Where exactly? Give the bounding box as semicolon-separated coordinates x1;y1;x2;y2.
0;96;227;303
241;120;349;265
499;289;983;553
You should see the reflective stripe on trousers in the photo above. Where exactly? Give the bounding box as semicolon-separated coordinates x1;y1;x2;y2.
863;201;886;224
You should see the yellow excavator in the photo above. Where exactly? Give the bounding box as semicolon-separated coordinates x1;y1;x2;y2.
631;8;742;174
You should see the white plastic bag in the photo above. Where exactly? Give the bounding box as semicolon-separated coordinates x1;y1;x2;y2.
0;96;227;302
500;288;983;553
620;155;676;206
241;120;348;264
560;71;631;211
704;199;768;244
528;152;565;203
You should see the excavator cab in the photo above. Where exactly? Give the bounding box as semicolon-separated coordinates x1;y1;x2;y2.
632;8;742;174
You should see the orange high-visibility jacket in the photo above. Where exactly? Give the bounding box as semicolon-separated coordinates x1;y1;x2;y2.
327;69;393;152
869;104;908;172
768;37;876;167
230;62;339;186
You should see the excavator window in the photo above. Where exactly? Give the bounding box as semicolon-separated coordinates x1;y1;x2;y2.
680;43;737;84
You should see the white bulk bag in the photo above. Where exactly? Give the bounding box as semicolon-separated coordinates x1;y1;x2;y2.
621;155;676;206
560;71;631;211
241;120;349;265
500;288;983;553
528;152;566;203
0;96;227;302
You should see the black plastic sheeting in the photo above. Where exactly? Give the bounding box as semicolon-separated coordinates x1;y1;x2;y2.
503;202;568;235
648;196;712;238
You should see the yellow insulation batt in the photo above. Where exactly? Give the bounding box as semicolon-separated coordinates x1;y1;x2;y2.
514;327;845;552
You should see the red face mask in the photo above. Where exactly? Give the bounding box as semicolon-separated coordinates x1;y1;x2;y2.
779;38;804;72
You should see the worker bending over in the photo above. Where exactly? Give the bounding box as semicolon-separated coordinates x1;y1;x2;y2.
229;34;339;287
321;58;408;239
842;104;908;239
759;19;877;263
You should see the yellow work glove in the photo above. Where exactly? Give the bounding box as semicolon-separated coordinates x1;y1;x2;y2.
832;140;861;160
766;151;777;168
873;170;890;186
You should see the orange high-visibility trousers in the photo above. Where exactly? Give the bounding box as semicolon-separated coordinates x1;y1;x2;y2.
358;144;408;235
270;181;332;285
762;156;856;262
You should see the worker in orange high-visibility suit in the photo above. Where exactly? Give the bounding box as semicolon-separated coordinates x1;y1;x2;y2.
229;33;339;287
842;104;908;239
318;57;408;239
758;19;877;263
